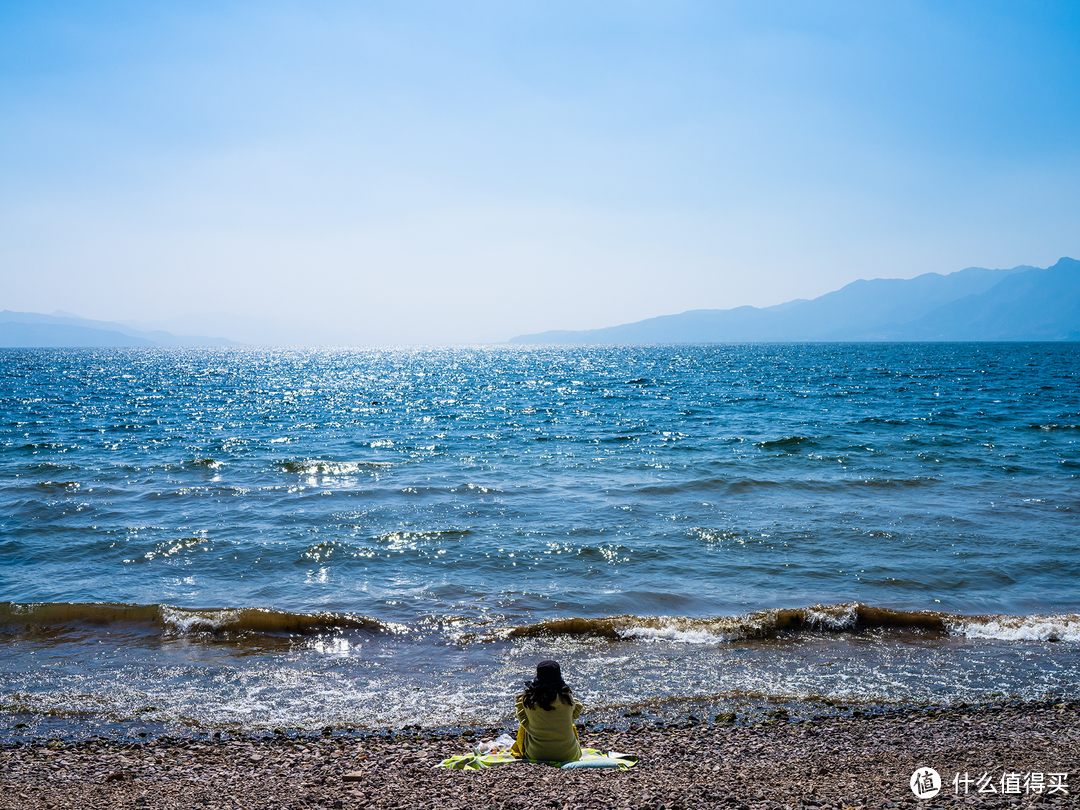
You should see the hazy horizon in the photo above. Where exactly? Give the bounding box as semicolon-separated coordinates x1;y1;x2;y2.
2;256;1065;346
3;2;1079;345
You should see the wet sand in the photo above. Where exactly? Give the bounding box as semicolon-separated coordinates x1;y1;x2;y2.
1;700;1077;810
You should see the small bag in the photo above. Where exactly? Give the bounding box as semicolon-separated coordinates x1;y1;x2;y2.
473;732;516;755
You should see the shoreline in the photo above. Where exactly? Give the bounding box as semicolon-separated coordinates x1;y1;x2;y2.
2;700;1077;809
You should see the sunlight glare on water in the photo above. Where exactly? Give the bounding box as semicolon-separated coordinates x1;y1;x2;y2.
2;343;1079;736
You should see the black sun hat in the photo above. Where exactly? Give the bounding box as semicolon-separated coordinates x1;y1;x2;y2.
528;660;567;689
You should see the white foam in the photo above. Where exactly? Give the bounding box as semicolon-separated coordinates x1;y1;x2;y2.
160;606;240;634
802;603;859;630
949;615;1080;643
310;637;353;656
285;460;394;475
618;623;732;645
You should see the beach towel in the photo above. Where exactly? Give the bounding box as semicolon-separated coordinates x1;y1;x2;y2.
436;747;637;770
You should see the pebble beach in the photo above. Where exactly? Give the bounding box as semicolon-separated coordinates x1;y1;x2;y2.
2;700;1076;810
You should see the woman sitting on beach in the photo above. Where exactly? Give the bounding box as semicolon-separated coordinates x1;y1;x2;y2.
510;660;583;762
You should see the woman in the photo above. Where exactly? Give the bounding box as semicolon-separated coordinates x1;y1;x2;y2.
511;660;583;762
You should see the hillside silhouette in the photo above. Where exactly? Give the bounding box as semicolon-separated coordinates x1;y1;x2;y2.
510;258;1080;343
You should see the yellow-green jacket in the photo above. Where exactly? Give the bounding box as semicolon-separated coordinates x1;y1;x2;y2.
512;692;583;762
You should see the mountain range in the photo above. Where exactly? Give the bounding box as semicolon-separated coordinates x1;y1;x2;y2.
510;257;1080;343
4;257;1079;347
0;310;240;348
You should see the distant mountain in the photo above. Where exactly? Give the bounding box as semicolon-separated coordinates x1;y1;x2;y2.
872;259;1080;341
0;311;242;348
117;312;322;347
510;258;1080;344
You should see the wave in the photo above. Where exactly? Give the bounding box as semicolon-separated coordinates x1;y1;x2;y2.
32;480;82;492
634;476;939;497
277;459;395;475
0;602;390;637
499;603;1080;644
856;417;908;426
4;602;1077;646
754;435;817;450
189;458;226;470
950;614;1080;643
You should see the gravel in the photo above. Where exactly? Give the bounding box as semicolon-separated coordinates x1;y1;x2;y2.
1;700;1077;809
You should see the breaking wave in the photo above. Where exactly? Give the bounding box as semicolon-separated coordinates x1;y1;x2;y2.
3;601;1078;646
0;602;390;637
499;603;1080;644
277;459;394;475
949;614;1080;643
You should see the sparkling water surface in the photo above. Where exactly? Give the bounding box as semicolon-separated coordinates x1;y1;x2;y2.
2;343;1079;736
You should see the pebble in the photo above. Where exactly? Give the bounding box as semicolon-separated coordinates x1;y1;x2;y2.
0;699;1076;810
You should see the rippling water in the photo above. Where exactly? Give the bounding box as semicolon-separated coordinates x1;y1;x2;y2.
2;343;1078;738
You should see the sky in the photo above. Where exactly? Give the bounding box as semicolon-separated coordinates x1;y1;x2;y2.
2;1;1079;345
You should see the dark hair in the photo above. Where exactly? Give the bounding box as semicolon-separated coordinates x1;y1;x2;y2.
520;660;574;711
521;681;574;711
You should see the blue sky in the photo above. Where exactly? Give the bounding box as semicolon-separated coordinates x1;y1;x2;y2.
2;1;1078;344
